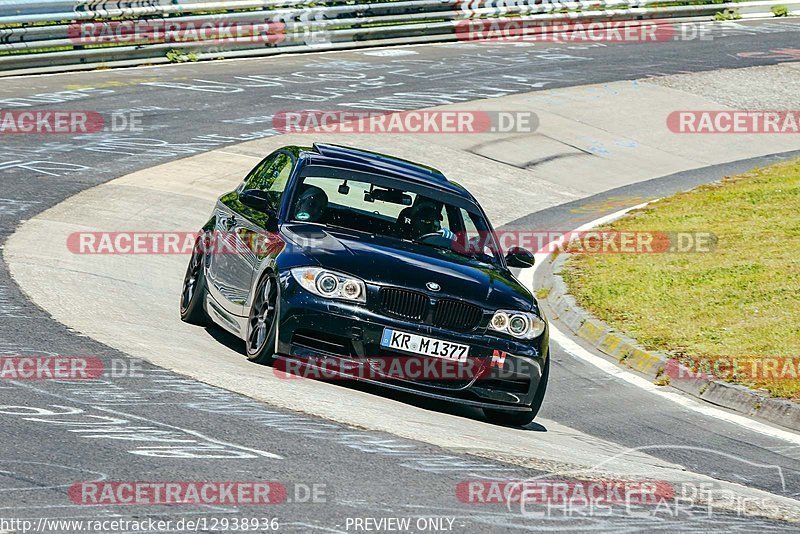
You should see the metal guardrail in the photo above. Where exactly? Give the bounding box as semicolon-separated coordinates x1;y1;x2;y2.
0;0;796;74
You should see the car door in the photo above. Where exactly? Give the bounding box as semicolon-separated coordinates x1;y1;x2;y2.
206;150;294;318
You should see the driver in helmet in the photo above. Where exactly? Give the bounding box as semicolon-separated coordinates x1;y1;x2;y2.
398;198;455;241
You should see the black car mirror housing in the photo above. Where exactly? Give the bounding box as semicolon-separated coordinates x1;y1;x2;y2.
505;246;535;268
239;189;277;216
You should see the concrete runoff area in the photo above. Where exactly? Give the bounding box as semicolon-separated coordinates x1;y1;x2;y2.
6;65;800;520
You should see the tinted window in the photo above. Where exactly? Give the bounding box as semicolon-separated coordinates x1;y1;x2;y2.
243;152;293;206
290;174;501;265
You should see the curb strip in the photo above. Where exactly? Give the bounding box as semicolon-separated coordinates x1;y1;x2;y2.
540;251;800;432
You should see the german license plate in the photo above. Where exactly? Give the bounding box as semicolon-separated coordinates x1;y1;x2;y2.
380;328;469;362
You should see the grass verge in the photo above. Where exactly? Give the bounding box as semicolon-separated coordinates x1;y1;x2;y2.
562;158;800;399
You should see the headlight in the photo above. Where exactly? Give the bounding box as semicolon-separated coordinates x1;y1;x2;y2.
490;311;509;331
316;273;339;296
290;267;366;303
489;310;545;339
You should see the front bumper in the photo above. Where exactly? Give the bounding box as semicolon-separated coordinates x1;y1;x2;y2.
275;273;548;410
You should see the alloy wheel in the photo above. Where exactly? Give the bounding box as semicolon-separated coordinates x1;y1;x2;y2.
248;276;277;354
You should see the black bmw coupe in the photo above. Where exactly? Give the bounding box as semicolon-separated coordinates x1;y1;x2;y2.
180;143;549;426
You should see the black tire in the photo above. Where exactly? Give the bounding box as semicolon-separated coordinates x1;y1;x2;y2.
484;357;550;427
245;273;279;365
180;235;210;326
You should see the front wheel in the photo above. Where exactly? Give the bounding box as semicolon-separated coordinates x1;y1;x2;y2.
246;273;279;365
484;357;549;427
180;235;210;326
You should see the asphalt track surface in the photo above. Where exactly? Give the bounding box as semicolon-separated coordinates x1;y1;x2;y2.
2;20;800;532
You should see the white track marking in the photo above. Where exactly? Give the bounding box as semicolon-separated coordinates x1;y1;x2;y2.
531;201;652;266
92;405;284;459
7;380;283;459
550;327;800;446
524;202;800;445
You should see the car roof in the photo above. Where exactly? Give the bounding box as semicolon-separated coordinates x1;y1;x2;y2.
289;143;474;199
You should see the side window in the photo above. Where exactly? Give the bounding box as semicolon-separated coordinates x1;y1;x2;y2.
459;208;500;262
270;155;293;195
243;153;292;193
242;152;293;207
459;208;480;242
440;206;452;231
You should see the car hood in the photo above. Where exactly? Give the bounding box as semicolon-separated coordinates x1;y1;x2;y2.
281;223;534;311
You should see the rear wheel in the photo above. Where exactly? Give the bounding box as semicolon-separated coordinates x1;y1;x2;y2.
246;274;278;365
484;357;549;427
180;235;210;326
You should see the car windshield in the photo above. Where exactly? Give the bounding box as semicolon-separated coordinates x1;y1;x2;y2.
289;174;503;265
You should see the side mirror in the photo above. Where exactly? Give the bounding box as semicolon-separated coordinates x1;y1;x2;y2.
505;246;535;268
239;189;276;215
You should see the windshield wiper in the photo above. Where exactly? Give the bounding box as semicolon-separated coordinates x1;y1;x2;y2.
418;241;495;265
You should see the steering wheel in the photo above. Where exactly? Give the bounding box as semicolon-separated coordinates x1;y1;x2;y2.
416;232;446;243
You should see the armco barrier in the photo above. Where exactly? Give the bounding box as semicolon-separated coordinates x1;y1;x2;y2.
0;0;797;74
